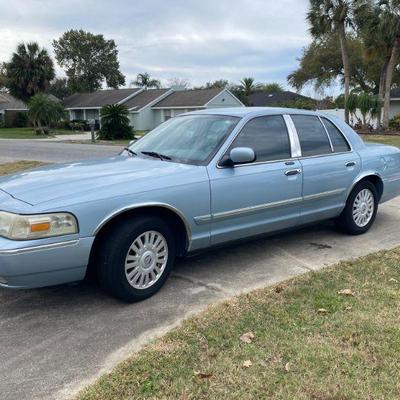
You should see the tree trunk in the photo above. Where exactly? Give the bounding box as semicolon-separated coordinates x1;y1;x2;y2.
338;22;350;124
378;58;389;101
383;37;400;129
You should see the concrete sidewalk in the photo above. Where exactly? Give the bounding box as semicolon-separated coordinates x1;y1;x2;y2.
1;197;399;400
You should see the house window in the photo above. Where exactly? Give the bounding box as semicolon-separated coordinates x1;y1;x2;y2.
163;110;172;121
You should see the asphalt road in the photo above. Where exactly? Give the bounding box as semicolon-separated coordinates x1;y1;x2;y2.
0;139;122;163
1;197;400;400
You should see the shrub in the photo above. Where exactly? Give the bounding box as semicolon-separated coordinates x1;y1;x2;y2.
14;111;29;127
389;113;400;130
99;104;133;140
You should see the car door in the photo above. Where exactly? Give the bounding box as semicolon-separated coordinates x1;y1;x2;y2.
290;114;361;224
205;114;303;245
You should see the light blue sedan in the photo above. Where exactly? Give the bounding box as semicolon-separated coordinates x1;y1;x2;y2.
1;108;400;301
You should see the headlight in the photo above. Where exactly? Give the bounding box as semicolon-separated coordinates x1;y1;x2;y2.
0;211;78;240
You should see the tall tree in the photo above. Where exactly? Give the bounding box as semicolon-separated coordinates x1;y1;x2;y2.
53;30;125;92
258;82;284;92
288;34;382;93
377;0;400;128
4;42;55;102
47;77;73;100
307;0;354;123
238;77;261;97
0;63;8;92
132;73;161;89
167;77;191;89
204;79;230;89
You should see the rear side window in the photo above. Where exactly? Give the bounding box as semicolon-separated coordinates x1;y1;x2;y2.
321;118;350;153
230;115;291;162
291;115;332;157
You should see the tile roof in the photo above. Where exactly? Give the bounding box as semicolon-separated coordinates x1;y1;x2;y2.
0;93;27;110
152;88;224;108
124;89;170;110
63;88;141;108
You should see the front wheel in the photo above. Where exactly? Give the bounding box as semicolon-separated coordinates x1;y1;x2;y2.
97;216;176;302
336;181;378;235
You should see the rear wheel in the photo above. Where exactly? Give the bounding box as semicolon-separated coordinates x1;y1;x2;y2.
336;181;378;235
97;216;176;302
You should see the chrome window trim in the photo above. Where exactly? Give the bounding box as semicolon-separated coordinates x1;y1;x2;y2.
216;114;296;169
194;188;346;224
283;114;302;157
319;116;353;153
318;116;334;152
0;239;79;255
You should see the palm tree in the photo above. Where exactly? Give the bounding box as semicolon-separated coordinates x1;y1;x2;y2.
28;93;66;135
238;77;261;97
5;42;55;102
132;73;161;90
99;104;133;140
307;0;353;124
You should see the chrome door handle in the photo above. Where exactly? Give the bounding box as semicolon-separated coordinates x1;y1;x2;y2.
285;169;302;176
345;161;356;167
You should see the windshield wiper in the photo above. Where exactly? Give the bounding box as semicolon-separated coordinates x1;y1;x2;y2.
141;151;171;161
124;147;137;157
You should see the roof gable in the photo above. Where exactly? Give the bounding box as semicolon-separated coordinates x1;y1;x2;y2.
124;89;170;110
0;93;27;110
63;88;141;108
152;88;225;108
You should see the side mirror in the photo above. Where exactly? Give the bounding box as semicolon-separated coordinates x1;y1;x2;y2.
229;147;256;165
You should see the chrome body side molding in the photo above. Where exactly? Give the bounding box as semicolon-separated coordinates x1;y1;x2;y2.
194;188;346;224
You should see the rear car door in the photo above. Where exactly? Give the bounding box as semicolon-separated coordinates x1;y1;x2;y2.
290;115;361;224
206;114;303;245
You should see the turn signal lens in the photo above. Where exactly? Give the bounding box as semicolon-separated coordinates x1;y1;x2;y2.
0;211;78;240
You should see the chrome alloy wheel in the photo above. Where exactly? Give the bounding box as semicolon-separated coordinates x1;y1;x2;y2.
124;230;168;290
352;188;374;228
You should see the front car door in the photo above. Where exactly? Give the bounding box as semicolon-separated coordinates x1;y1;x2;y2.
289;114;361;224
205;114;303;245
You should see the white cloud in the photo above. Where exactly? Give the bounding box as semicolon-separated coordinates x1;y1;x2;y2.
0;0;314;90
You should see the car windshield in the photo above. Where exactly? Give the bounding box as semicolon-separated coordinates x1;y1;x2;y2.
129;114;240;165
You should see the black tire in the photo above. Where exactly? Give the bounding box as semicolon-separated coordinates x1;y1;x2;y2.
97;216;176;302
336;180;378;235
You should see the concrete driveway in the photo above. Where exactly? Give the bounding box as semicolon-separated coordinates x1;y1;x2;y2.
1;197;399;400
0;139;122;163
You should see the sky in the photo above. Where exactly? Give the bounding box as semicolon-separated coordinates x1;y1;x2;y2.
0;0;326;96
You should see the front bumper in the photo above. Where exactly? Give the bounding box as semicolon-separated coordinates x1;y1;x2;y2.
0;236;95;289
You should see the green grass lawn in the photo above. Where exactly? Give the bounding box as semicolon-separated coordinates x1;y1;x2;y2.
77;248;400;400
0;127;87;139
0;160;47;175
361;134;400;148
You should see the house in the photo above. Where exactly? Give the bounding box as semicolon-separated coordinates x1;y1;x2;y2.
151;88;244;126
63;88;142;126
0;93;28;126
63;87;244;131
248;91;317;108
388;88;400;119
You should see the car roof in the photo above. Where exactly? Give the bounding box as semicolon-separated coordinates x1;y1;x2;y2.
186;107;323;118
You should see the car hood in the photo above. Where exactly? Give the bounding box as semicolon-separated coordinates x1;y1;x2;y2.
0;156;202;206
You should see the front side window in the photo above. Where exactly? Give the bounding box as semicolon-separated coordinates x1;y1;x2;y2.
291;115;332;157
130;114;239;165
321;118;350;153
228;115;291;163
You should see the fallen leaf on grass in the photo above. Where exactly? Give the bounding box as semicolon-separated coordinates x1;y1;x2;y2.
345;305;352;311
243;360;253;368
317;308;328;314
338;289;355;296
389;278;399;283
180;391;189;400
240;331;255;344
194;371;213;379
284;362;290;372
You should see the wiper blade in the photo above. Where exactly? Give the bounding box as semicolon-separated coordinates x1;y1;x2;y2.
124;147;137;157
140;151;171;161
